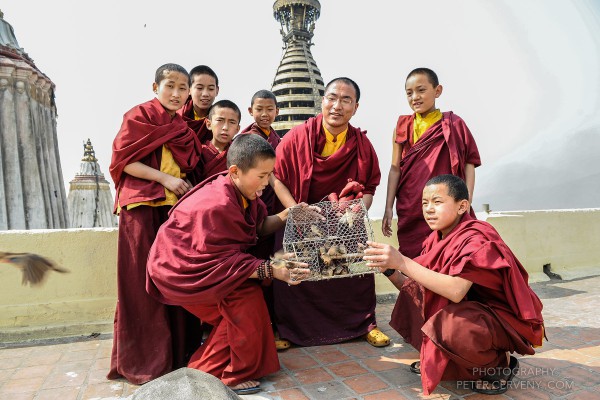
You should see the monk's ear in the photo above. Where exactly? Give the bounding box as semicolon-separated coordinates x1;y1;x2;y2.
457;199;469;215
229;164;239;176
152;82;159;95
247;107;253;116
206;118;212;130
435;84;443;98
352;101;359;116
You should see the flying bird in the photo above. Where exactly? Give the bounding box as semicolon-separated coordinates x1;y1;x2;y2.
0;252;69;287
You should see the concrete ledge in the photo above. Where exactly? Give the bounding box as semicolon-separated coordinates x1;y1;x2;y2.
1;209;598;342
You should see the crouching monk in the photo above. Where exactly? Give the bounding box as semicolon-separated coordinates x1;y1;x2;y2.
146;134;310;395
364;174;545;395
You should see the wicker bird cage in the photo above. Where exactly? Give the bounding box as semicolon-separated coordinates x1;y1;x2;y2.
282;199;375;281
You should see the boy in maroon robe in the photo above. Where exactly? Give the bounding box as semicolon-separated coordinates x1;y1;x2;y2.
177;65;219;184
107;63;202;384
273;77;390;348
382;68;481;258
196;100;241;182
240;90;282;215
146;134;310;395
365;175;545;395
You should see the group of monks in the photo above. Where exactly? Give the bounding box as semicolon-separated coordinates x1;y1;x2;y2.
106;63;545;395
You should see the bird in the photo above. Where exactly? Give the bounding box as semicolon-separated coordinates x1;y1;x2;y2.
0;251;69;287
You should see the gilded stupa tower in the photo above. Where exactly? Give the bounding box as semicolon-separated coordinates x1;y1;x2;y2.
271;0;325;136
67;139;117;228
0;10;68;230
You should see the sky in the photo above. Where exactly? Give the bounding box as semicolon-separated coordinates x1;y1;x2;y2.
2;0;600;217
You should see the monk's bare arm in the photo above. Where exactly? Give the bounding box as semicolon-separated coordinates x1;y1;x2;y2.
269;175;297;208
362;194;374;210
257;208;290;237
123;162;191;196
364;241;472;303
383;130;402;237
465;163;475;204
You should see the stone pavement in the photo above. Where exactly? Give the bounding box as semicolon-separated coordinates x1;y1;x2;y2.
1;275;600;400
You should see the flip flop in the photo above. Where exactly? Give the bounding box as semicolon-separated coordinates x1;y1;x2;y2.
471;356;519;395
232;385;261;395
410;361;421;375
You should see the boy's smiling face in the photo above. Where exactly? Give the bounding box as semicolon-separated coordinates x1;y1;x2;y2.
405;73;442;117
249;98;279;131
153;71;189;115
230;157;275;200
190;74;219;116
422;183;468;238
207;106;240;149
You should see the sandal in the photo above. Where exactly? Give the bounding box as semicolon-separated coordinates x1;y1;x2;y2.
365;327;391;347
471;356;519;395
231;385;261;395
275;338;291;351
410;361;421;375
274;332;291;351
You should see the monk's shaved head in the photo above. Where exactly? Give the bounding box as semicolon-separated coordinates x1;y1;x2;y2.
425;174;468;201
407;68;439;87
227;134;275;171
155;63;190;86
325;77;361;103
209;100;242;123
251;90;278;106
190;65;219;87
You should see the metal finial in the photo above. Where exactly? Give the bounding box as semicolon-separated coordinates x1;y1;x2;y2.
81;139;97;162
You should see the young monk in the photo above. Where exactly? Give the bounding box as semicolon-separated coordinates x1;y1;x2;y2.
239;90;291;350
196;100;241;182
365;174;545;395
382;68;481;258
240;90;282;214
146;134;311;395
273;77;390;348
178;65;219;184
108;63;202;384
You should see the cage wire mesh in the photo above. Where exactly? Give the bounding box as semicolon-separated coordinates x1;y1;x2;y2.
283;199;376;281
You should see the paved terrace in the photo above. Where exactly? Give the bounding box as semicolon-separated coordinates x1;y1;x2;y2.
1;274;599;400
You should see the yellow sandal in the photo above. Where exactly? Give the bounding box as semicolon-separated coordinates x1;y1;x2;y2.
365;327;390;347
274;332;291;351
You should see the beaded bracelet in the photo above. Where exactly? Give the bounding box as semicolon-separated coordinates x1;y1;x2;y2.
265;260;273;279
257;260;272;280
257;262;265;280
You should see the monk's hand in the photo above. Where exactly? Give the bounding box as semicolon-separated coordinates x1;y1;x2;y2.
289;202;325;222
272;258;311;285
363;241;404;272
382;209;394;237
161;175;192;197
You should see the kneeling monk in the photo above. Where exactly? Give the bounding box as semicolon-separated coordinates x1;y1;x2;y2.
147;134;310;395
364;174;544;396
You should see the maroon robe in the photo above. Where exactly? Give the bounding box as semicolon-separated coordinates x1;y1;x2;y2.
107;98;201;384
273;114;381;346
146;174;279;385
390;213;545;394
110;98;202;212
395;112;481;258
197;142;229;183
240;123;281;214
240;123;282;262
178;97;212;142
